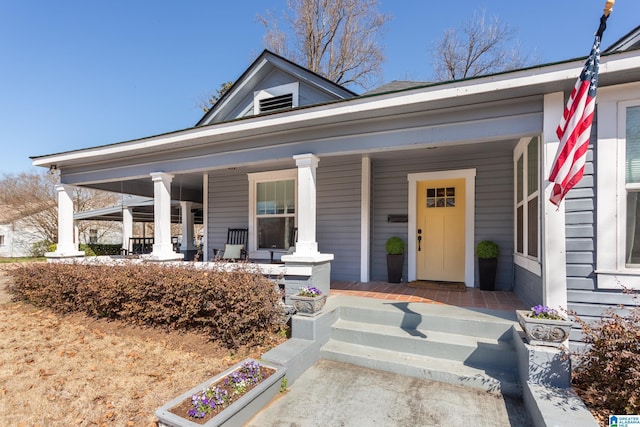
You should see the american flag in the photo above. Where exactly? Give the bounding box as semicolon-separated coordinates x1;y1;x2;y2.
548;23;605;207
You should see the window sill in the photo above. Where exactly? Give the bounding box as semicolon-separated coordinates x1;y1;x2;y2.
514;253;541;276
595;270;640;290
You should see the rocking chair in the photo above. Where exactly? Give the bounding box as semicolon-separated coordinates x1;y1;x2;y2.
213;228;248;260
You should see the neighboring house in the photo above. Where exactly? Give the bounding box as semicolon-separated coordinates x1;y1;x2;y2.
0;209;43;257
32;29;640;342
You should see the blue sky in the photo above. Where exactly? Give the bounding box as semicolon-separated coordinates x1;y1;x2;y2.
1;1;637;175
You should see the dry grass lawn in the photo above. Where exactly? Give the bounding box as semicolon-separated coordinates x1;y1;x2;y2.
0;266;285;426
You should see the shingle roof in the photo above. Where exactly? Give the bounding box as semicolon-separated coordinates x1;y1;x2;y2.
363;80;431;96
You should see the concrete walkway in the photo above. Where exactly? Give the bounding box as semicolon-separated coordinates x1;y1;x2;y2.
247;359;533;427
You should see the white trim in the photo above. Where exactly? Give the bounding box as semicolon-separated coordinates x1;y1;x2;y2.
33;53;640;169
360;156;371;282
202;173;209;261
596;83;640;289
541;92;567;310
514;253;542;275
247;169;297;258
513;136;541;273
407;169;476;286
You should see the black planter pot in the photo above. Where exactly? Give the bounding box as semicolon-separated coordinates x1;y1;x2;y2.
478;258;498;291
386;254;404;283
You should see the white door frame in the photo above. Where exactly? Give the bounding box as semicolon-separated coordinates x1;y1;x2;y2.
407;169;476;285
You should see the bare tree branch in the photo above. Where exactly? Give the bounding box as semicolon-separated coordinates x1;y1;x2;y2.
0;171;119;244
431;9;536;82
258;0;390;90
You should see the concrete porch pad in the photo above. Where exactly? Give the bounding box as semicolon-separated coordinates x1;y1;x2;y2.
247;359;533;427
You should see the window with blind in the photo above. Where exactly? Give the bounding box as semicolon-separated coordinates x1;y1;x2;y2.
625;105;640;265
249;170;297;253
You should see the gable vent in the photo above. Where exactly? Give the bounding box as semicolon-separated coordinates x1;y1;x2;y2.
259;93;293;113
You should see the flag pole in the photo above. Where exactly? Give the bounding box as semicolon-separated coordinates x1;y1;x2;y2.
548;1;614;206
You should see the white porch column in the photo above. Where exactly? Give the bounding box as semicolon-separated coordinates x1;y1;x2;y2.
292;154;320;256
47;184;84;258
180;201;196;251
542;92;568;311
360;156;371;282
122;207;133;253
150;172;183;261
282;153;333;297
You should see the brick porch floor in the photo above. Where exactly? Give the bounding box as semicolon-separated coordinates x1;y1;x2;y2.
331;281;528;312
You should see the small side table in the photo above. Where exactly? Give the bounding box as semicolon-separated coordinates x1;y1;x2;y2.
268;249;289;264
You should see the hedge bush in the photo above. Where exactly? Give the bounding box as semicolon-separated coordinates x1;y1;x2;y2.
87;244;122;256
570;293;640;422
8;263;284;349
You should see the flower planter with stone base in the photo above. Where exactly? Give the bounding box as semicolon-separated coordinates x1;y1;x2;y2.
155;358;286;427
516;310;573;348
290;294;327;316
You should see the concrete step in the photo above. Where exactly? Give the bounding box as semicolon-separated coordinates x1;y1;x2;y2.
337;301;516;341
320;339;522;397
331;318;517;372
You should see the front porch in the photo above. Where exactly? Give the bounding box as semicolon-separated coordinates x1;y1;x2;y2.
331;280;528;311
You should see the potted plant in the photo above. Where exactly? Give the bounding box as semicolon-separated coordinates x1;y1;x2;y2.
385;237;405;283
516;305;572;348
289;286;327;316
155;358;286;427
475;240;499;291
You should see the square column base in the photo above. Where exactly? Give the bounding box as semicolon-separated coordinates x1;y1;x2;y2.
148;252;185;262
45;251;85;259
282;253;333;302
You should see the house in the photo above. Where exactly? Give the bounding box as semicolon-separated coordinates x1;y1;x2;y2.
32;27;640;343
0;209;44;257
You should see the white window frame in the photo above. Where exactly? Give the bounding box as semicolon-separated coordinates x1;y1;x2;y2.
253;82;299;115
247;169;297;258
596;82;640;289
514;136;541;275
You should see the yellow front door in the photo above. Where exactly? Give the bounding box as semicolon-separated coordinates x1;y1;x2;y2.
416;178;465;282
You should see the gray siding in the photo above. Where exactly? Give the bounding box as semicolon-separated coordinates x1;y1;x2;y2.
206;158;362;279
513;265;541;309
207;170;250;256
564;117;638;344
317;157;362;281
370;141;516;289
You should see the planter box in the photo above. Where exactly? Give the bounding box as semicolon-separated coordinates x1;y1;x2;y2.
516;310;572;348
155;358;286;427
290;294;327;316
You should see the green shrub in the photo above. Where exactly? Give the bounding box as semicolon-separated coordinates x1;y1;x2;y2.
29;240;53;257
475;240;499;258
78;244;96;256
570;293;640;422
87;244;122;256
385;237;405;255
8;263;284;349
